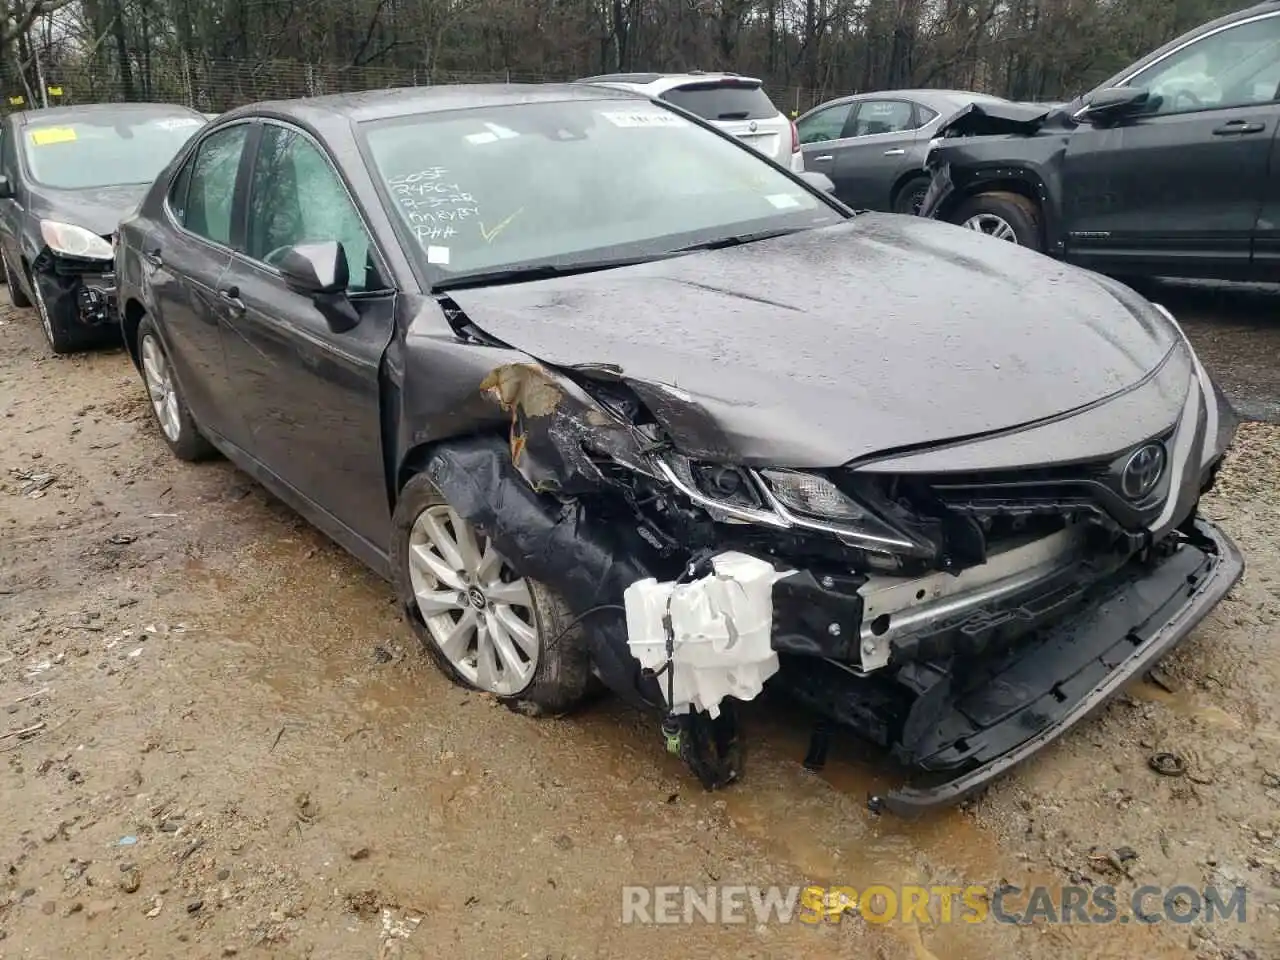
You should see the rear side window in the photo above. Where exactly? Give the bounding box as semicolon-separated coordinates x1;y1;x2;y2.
660;82;779;121
179;124;249;247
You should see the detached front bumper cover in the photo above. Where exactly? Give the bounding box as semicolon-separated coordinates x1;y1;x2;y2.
878;518;1242;816
32;249;118;326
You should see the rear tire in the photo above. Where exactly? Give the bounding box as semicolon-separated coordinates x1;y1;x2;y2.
951;191;1043;251
393;471;594;717
892;175;931;216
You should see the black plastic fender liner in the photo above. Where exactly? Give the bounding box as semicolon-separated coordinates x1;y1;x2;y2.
881;519;1244;816
424;434;665;709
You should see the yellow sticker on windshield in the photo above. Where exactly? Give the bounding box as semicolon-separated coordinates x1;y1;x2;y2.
29;127;77;146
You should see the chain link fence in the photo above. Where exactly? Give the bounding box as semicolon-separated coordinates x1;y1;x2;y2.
1;53;847;118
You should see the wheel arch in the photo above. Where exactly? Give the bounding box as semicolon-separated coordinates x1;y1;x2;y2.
935;165;1060;249
121;297;147;366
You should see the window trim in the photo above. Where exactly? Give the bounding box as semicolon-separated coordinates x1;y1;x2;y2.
161;117;259;256
232;117;394;293
797;99;855;144
842;98;920;139
1102;9;1280;117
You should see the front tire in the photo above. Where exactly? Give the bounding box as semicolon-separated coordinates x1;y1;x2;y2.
136;316;216;461
2;253;30;307
893;175;931;216
392;471;593;716
952;191;1043;251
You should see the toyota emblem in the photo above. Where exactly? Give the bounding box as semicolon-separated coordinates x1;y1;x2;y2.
748;120;758;132
1120;443;1166;500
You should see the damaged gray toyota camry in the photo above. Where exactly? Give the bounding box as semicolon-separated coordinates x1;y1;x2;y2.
114;83;1243;815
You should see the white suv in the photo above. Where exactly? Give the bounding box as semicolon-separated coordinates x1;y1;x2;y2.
575;72;804;173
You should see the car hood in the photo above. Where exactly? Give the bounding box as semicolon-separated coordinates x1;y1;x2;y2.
447;215;1179;468
934;99;1077;139
28;183;150;236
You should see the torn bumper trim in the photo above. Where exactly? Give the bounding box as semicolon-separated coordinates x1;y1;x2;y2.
882;518;1243;816
918;162;953;220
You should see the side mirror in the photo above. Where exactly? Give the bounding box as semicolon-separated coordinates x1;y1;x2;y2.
798;170;836;195
276;240;360;332
1076;86;1149;124
0;175;13;200
277;240;349;295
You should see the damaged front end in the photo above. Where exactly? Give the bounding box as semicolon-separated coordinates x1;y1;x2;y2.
421;338;1242;814
30;222;119;329
917;101;1077;226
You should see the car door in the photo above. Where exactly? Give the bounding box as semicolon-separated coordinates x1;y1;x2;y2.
1257;105;1280;270
144;120;253;437
803;99;920;210
1062;9;1280;276
217;120;396;553
797;100;856;184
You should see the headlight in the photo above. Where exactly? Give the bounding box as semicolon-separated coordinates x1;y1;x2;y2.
758;468;865;521
39;220;113;260
655;453;928;556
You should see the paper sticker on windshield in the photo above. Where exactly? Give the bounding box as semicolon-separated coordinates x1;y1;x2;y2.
29;127;77;146
484;122;519;139
599;110;687;129
155;117;203;131
426;245;450;264
765;194;802;210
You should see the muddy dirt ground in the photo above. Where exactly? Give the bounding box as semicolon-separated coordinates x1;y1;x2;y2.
1;283;1278;960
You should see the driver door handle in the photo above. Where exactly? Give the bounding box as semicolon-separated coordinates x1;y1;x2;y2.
143;246;162;266
883;148;906;156
1212;120;1265;135
812;154;833;162
218;285;245;314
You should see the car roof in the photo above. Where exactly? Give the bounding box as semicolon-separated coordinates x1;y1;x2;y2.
219;82;651;126
10;101;204;126
798;88;1004;119
577;72;766;94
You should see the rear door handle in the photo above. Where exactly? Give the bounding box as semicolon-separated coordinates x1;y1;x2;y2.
1212;120;1266;135
218;286;245;313
143;247;162;266
883;148;906;156
812;154;833;162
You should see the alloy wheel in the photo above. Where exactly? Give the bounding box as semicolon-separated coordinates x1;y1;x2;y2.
140;334;182;442
961;213;1017;242
407;504;538;695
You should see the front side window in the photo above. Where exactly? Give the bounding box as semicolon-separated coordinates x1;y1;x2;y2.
244;126;376;292
797;102;853;144
22;111;206;190
1129;13;1280;115
362;99;843;281
180;124;248;247
659;81;779;121
848;101;916;137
